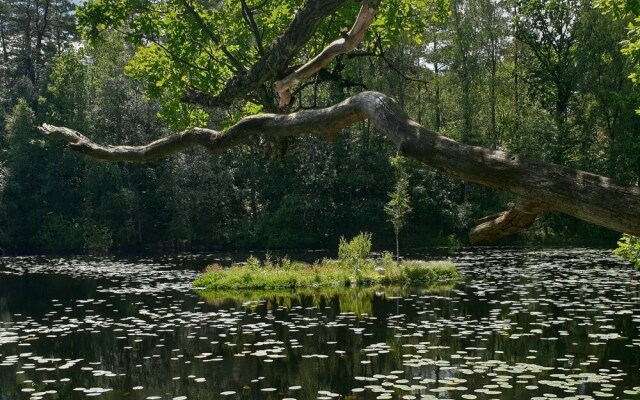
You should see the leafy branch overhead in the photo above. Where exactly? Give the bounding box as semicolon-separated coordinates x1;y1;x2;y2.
76;0;447;124
596;0;640;100
39;0;640;243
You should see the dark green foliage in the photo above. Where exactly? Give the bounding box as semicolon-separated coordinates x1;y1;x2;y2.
0;0;639;253
2;100;84;252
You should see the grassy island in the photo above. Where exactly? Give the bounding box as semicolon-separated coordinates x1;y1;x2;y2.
193;233;457;291
192;257;457;290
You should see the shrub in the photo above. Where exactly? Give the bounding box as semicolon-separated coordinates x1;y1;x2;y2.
614;234;640;269
338;232;372;271
246;255;261;269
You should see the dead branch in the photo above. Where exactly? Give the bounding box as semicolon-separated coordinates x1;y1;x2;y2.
40;91;640;241
272;2;378;108
182;0;349;108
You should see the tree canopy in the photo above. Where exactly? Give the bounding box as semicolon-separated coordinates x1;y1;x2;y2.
1;0;639;252
73;0;449;125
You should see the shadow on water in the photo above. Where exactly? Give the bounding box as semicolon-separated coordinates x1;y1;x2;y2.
0;248;639;400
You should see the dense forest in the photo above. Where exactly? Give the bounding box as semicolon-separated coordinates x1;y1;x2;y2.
1;0;639;254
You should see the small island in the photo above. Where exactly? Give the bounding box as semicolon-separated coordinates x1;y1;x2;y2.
193;233;458;291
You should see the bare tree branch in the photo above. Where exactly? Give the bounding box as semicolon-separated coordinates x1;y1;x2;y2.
373;34;430;85
39;91;640;240
469;201;542;244
273;2;378;108
240;0;265;57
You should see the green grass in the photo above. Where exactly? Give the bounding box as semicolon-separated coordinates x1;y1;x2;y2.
192;255;458;291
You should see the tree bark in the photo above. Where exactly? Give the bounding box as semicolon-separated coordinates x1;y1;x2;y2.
182;0;350;108
273;1;378;108
395;227;400;262
34;0;50;83
0;15;8;62
39;91;640;242
469;201;541;243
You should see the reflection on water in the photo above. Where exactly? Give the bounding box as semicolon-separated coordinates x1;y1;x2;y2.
1;248;639;400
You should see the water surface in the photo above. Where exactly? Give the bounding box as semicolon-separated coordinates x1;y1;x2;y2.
1;248;639;399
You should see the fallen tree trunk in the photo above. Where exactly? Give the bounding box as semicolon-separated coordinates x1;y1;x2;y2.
39;91;640;243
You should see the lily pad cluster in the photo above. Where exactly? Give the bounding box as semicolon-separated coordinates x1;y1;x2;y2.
0;248;639;399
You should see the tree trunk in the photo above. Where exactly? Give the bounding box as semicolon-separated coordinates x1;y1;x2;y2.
23;0;35;83
34;0;50;83
250;144;258;225
0;17;8;62
489;41;497;149
433;37;442;132
395;227;400;263
513;34;521;128
39;91;640;243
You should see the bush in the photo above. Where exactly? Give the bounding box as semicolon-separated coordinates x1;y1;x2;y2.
614;234;640;269
245;255;261;269
338;232;372;271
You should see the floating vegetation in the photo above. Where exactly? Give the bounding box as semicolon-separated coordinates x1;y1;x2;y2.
1;248;639;399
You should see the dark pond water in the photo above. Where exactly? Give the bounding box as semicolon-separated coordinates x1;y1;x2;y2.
1;248;639;400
